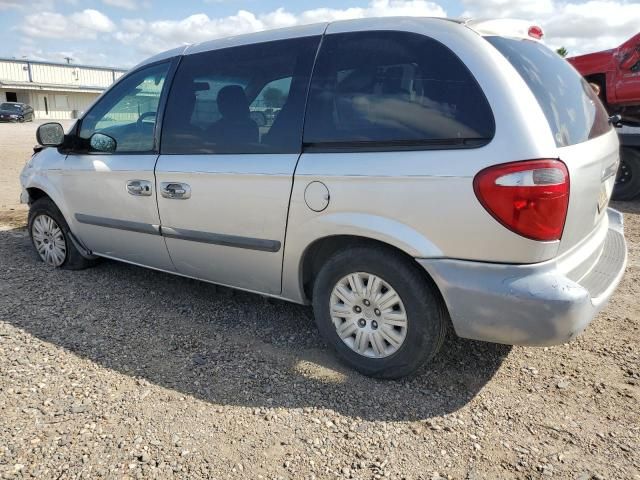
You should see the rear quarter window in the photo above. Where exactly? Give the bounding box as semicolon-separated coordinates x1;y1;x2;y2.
486;36;611;147
303;31;495;150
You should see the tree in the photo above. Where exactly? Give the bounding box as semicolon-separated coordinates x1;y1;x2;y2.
556;47;568;58
262;88;286;108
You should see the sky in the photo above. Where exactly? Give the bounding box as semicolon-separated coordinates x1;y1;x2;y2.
0;0;639;68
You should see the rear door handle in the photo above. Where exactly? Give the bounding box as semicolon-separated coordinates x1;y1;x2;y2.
126;180;152;196
161;182;191;199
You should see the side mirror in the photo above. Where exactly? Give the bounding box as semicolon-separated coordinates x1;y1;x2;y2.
89;132;117;153
36;122;65;147
610;112;640;128
609;114;623;128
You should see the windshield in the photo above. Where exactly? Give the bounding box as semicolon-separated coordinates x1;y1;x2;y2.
0;103;22;111
486;36;611;147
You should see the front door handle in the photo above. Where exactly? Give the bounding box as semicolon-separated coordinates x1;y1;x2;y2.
161;182;191;200
126;180;152;196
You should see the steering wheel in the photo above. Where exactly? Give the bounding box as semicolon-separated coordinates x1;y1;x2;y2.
137;111;157;127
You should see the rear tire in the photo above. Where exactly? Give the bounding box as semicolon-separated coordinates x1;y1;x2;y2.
28;197;98;270
312;245;447;379
612;147;640;201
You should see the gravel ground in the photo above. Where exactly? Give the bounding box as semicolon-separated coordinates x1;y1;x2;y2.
0;122;638;479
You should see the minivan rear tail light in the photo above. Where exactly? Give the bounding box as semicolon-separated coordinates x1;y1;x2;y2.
473;159;570;242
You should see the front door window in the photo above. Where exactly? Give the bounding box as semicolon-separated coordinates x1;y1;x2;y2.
79;62;170;153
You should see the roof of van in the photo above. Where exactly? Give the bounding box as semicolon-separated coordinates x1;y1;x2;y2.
464;19;545;40
133;17;461;69
133;16;541;70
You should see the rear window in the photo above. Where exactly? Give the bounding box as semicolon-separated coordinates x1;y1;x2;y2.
486;36;611;147
0;103;21;110
303;31;495;150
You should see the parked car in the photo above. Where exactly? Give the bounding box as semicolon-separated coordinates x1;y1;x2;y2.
20;18;627;378
0;102;34;122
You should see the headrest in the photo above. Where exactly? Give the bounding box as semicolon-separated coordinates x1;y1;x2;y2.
217;85;249;120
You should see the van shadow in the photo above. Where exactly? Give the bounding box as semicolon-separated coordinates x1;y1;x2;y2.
0;227;511;422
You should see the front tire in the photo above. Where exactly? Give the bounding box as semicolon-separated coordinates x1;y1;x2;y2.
312;246;447;379
28;197;97;270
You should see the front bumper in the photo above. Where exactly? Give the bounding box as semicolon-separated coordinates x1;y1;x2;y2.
418;208;628;346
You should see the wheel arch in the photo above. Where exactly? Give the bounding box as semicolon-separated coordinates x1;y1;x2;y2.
23;177;73;229
281;212;443;304
297;234;442;304
26;186;49;203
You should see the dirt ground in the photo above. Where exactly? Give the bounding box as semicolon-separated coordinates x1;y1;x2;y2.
0;122;638;479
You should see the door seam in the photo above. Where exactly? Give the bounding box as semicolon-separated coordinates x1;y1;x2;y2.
278;26;329;296
152;154;177;268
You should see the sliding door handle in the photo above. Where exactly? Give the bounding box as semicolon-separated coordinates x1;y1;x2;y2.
161;182;191;199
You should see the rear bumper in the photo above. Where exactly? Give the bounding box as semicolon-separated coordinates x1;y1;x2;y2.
418;208;627;346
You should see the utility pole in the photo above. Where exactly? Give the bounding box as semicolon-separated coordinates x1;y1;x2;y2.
64;56;73;64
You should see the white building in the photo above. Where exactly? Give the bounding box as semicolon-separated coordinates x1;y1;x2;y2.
0;58;127;120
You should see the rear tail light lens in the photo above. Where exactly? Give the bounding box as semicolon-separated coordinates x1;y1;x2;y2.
473;159;570;241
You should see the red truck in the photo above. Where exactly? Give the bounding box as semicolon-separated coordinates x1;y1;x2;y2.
568;33;640;200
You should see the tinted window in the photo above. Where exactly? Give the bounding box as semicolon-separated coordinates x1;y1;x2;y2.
250;77;292;128
161;36;321;154
0;103;22;111
79;62;170;153
303;31;494;149
486;37;611;147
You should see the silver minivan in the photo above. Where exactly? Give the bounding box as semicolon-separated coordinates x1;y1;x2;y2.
21;18;627;378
